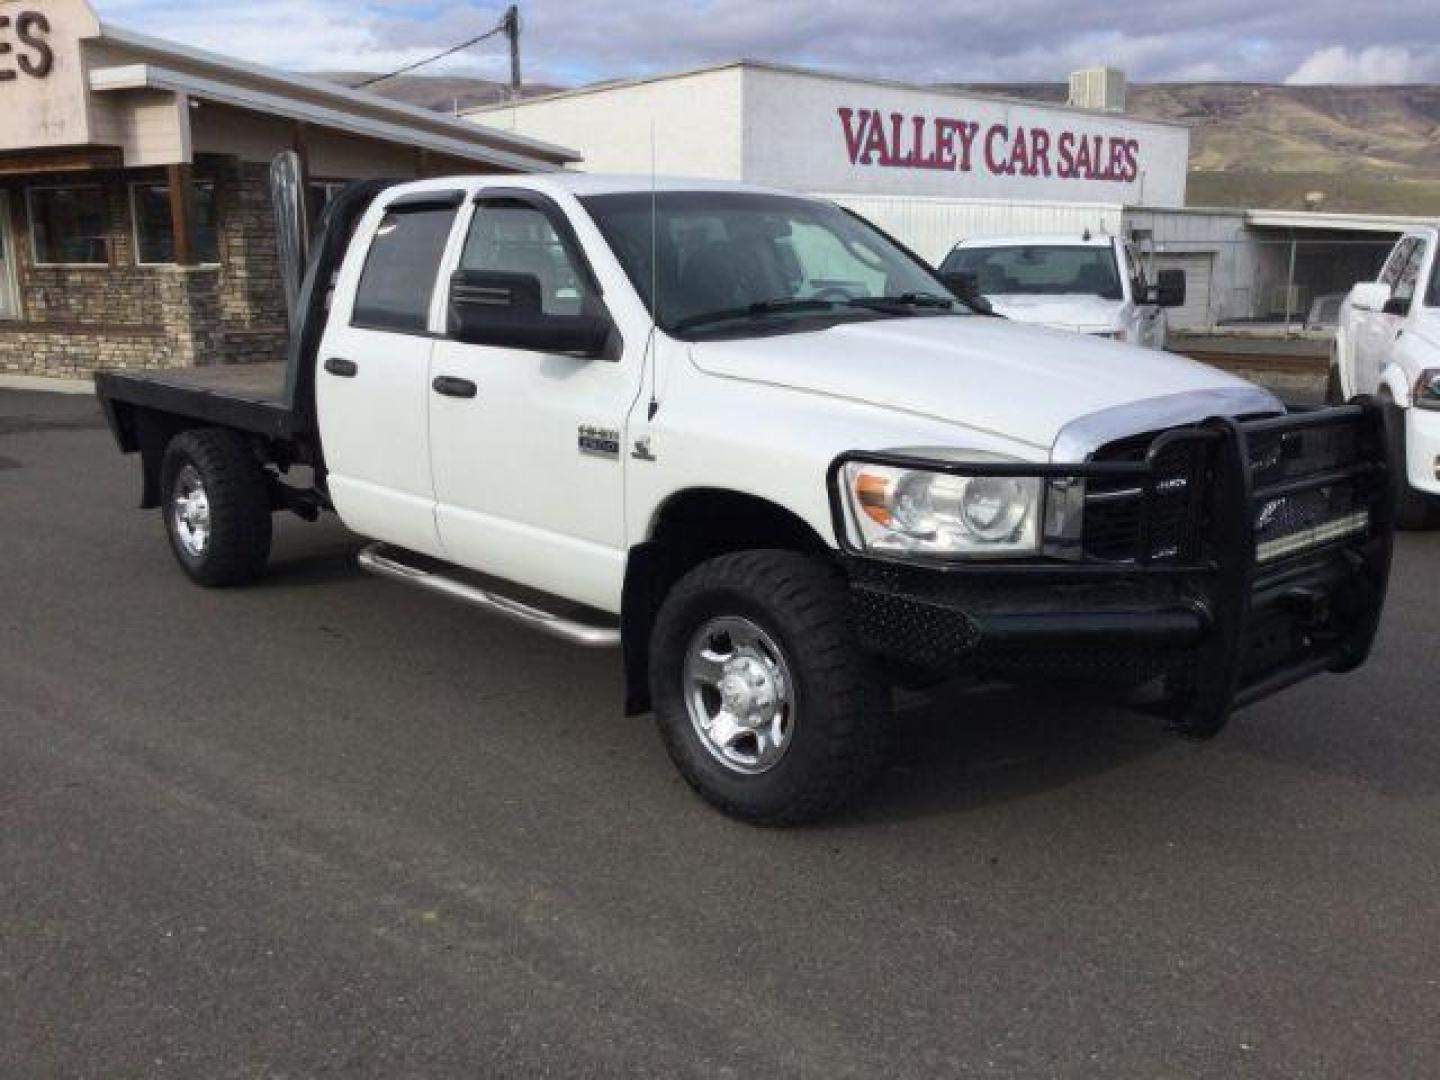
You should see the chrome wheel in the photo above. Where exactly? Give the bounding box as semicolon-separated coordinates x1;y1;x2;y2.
171;464;211;557
683;616;796;776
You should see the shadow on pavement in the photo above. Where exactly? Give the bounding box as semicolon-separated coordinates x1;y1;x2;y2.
838;678;1173;827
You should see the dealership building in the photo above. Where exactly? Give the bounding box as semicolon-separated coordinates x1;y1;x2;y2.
0;0;575;379
472;62;1424;333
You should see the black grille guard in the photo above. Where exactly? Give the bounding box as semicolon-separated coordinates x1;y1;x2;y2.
825;399;1397;737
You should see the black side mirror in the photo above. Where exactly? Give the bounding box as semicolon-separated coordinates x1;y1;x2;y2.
448;269;614;357
1382;296;1411;318
1150;267;1186;308
940;271;997;316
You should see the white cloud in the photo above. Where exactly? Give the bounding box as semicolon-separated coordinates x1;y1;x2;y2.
90;1;1440;87
1285;45;1440;85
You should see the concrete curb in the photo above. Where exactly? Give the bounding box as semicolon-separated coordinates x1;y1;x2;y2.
0;374;95;396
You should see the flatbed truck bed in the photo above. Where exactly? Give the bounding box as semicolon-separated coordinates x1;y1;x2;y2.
95;362;299;440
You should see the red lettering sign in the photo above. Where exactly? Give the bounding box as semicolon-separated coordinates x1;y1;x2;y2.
836;107;1142;186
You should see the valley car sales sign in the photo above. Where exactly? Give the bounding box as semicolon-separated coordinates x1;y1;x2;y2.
741;68;1190;208
838;108;1141;185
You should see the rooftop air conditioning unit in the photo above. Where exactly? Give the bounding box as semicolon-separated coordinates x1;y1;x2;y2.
1068;67;1126;112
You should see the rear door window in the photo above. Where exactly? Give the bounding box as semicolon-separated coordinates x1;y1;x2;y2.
352;205;458;332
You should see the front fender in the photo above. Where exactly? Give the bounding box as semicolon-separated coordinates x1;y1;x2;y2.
1379;362;1415;408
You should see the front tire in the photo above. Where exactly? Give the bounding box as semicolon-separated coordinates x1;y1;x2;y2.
161;429;273;586
649;550;891;825
1379;392;1435;530
1325;355;1344;406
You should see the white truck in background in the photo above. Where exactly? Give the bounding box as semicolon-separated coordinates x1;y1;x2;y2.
1333;227;1440;528
939;234;1184;350
93;171;1394;825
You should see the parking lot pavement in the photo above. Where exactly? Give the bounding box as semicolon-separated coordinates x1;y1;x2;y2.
3;386;1439;1078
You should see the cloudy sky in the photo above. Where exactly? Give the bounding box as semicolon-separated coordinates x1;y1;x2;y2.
95;0;1440;87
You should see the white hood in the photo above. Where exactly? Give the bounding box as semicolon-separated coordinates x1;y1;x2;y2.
1410;307;1440;350
984;293;1125;331
688;315;1279;457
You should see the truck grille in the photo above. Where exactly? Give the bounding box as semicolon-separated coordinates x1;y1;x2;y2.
1083;412;1378;567
1083;433;1209;563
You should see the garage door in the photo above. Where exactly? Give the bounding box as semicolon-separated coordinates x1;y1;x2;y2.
1153;253;1214;330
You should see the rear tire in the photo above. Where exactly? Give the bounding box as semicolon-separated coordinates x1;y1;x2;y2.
649;550;891;825
161;429;273;586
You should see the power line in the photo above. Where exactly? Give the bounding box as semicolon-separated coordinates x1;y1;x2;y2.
353;19;508;89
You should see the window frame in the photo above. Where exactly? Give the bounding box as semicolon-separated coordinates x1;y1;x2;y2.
27;184;110;268
128;179;221;268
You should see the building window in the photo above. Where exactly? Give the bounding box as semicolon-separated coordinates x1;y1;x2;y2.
29;187;109;265
131;181;219;265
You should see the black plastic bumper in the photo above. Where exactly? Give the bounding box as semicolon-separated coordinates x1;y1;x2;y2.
830;402;1396;737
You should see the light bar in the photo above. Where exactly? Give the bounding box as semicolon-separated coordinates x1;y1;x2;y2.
1255;510;1370;564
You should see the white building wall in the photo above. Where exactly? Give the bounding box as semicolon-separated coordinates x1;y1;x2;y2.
471;67;746;181
830;194;1125;264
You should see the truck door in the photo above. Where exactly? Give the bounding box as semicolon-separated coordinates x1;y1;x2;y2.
315;191;463;557
426;192;639;613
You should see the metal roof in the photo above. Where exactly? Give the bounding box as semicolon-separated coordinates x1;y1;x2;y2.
1244;209;1437;234
95;21;579;168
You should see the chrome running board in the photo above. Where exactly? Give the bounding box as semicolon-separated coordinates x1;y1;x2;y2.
357;543;621;649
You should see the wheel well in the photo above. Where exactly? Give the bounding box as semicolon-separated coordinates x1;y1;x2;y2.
620;489;833;715
129;409;291;510
130;407;204;509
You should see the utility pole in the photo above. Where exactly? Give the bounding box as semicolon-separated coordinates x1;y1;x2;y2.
502;5;521;99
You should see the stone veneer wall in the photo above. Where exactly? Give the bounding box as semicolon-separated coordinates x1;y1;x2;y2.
0;157;288;380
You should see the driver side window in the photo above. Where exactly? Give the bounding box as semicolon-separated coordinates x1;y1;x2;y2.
1392;241;1426;305
461;202;592;316
1380;238;1416;288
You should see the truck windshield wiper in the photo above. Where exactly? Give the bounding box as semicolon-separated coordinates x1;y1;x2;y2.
672;297;840;333
844;293;955;312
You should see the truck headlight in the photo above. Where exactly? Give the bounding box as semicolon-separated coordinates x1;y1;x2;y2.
1415;369;1440;412
844;461;1042;558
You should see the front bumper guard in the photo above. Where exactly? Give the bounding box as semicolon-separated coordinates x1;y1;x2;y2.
827;401;1396;737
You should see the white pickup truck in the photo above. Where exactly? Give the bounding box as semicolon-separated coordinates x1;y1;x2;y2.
95;171;1395;824
1332;227;1440;527
938;234;1184;349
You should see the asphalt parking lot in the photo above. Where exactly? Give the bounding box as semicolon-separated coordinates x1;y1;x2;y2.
3;386;1439;1078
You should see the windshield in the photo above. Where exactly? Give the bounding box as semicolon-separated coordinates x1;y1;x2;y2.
580;191;963;339
941;244;1124;300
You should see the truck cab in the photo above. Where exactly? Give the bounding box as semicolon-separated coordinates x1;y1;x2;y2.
1333;227;1440;527
939;234;1184;350
95;173;1395;825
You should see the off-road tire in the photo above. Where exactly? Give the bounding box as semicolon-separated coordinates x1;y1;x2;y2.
1380;392;1436;530
650;549;891;825
160;428;273;586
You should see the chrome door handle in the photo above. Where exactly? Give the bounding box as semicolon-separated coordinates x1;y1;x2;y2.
432;375;478;399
